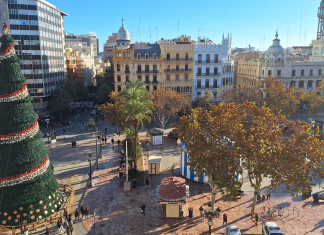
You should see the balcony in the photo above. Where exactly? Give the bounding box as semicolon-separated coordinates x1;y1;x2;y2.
195;86;206;90
164;79;184;83
195;60;222;64
196;73;221;77
136;70;159;74
205;85;220;89
164;68;192;73
124;70;130;74
163;58;193;62
144;81;151;84
114;70;121;73
151;81;160;84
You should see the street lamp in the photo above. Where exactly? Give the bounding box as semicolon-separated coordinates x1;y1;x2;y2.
203;209;217;235
88;154;94;187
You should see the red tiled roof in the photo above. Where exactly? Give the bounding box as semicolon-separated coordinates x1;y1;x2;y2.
159;177;186;199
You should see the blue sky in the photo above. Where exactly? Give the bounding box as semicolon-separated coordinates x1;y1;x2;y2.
50;0;322;52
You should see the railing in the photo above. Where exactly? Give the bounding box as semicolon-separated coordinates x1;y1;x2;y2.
195;60;222;64
124;70;130;74
114;70;121;73
165;79;189;83
144;81;151;84
195;86;206;89
164;68;192;72
136;56;159;60
136;70;159;74
205;85;220;89
196;73;221;76
163;58;193;61
151;81;160;84
0;175;77;235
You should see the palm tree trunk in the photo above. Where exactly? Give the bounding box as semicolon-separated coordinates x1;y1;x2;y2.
133;123;138;170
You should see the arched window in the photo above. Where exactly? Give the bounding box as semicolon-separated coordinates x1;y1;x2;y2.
117;64;120;71
186;86;189;92
315;47;319;51
125;65;129;71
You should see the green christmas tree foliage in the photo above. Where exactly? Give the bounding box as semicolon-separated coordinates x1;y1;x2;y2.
0;23;62;226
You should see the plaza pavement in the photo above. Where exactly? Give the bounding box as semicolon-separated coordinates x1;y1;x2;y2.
31;110;324;235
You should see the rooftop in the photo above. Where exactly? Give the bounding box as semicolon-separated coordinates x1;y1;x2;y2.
159;177;186;199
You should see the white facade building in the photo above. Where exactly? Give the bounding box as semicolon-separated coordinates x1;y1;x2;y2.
193;34;234;101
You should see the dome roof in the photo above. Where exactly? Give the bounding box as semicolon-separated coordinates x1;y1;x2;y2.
267;31;284;54
117;19;130;41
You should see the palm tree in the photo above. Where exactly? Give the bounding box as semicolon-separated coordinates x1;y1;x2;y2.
51;85;71;121
117;80;153;169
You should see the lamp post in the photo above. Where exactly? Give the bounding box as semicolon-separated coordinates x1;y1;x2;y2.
96;132;100;169
88;154;94;187
203;209;217;235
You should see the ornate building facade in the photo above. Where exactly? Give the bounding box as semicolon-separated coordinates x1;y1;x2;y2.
113;20;162;92
193;34;233;102
159;35;194;96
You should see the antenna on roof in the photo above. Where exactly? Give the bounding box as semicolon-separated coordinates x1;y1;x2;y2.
139;17;141;42
287;27;289;47
299;10;303;45
177;22;179;37
149;13;151;44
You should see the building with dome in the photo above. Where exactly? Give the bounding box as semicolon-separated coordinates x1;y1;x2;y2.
235;2;324;90
236;30;324;91
113;19;162;92
116;19;131;49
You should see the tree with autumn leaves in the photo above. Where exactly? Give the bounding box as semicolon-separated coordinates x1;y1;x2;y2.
221;77;302;117
174;101;324;214
173;103;245;211
151;88;191;129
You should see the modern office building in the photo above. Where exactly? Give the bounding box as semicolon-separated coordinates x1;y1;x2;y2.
193;35;233;102
0;0;67;118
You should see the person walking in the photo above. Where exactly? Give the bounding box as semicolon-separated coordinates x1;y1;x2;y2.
104;137;107;144
216;207;221;218
85;207;89;219
74;209;79;222
255;213;259;225
119;130;121;136
199;206;204;217
74;141;76;148
111;138;114;144
141;203;146;216
145;178;150;189
69;223;74;235
57;217;63;233
117;139;120;145
80;206;85;220
116;130;118;135
45;227;50;235
65;226;71;235
223;213;227;225
267;189;272;200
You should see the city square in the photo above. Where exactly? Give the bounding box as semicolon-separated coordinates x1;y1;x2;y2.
2;0;324;235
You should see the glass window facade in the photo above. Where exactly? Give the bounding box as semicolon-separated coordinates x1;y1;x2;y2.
7;0;66;99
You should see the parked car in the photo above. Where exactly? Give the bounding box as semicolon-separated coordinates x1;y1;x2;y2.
225;225;241;235
94;105;98;109
91;110;97;116
262;222;284;235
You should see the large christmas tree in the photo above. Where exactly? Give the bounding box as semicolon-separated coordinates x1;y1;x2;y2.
0;23;63;226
